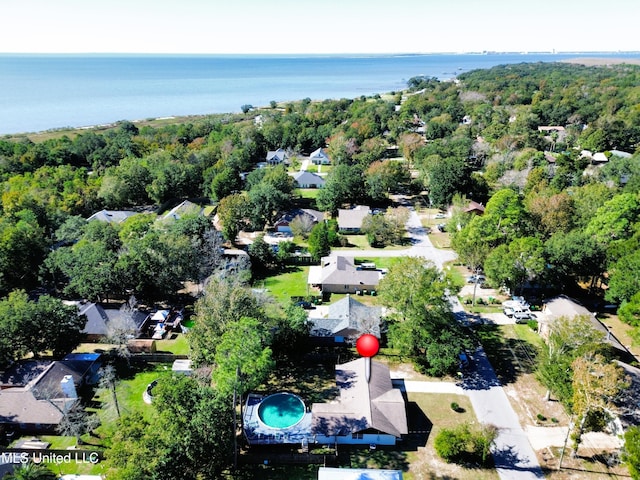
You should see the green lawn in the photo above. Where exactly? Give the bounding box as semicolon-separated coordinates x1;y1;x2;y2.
101;363;173;421
404;393;499;480
296;188;321;200
155;333;190;355
260;266;311;304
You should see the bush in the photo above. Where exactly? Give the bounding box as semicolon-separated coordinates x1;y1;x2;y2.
434;423;497;466
451;402;460;411
537;413;547;422
434;427;468;462
527;320;539;331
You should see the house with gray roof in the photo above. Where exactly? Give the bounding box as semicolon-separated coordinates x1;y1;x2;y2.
308;256;383;294
266;148;289;165
87;209;137;224
337;206;371;232
0;353;101;434
310;147;331;165
539;295;629;356
291;171;326;189
274;208;324;233
310;295;382;341
79;302;148;342
162;200;210;221
311;358;408;445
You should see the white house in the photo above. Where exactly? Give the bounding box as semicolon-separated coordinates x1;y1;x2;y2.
266;148;289;165
310;147;331;165
291;171;326;189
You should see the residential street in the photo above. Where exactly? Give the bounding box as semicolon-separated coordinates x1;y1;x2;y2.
462;347;545;479
330;207;545;478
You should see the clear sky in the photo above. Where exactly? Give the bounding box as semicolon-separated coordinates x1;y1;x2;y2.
2;0;639;54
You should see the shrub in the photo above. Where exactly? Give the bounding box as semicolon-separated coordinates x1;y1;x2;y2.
537;413;547;422
434;427;468;462
434;423;497;466
527;320;539;331
451;402;460;411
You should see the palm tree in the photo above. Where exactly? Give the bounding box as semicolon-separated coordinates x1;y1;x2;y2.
4;462;56;480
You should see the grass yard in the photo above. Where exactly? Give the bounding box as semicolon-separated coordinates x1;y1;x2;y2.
260;266;311;304
100;363;173;421
296;188;321;200
402;392;499;480
155;333;190;355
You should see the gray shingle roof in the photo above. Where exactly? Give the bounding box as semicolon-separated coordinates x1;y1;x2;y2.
86;209;137;224
319;256;382;287
338;206;371;230
311;295;382;338
311;358;408;438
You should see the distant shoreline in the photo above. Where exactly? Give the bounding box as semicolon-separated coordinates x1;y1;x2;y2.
561;57;640;66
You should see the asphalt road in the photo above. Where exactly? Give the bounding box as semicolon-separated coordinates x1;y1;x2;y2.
462;347;545;479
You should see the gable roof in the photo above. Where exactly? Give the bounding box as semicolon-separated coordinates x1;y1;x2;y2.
0;388;65;426
316;256;382;287
266;148;289;163
464;200;485;214
79;303;147;337
311;358;408;438
311;295;382;338
541;295;628;354
292;171;326;186
338;206;371;230
310;148;331;160
162;200;204;221
275;208;324;226
86;209;137;224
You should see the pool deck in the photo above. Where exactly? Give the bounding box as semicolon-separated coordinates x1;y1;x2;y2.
243;393;313;445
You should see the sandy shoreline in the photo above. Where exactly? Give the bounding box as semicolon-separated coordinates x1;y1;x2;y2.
561;57;640;66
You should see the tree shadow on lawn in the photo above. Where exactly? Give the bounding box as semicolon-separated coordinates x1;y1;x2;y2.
344;446;410;472
474;325;538;385
265;349;359;404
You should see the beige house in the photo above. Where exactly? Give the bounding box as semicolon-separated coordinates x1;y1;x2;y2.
308;256;383;294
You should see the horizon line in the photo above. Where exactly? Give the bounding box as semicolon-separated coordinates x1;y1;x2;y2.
1;50;640;56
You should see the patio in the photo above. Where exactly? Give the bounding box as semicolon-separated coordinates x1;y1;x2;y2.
243;393;312;446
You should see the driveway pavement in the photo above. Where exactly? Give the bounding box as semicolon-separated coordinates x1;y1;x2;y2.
331;209;458;269
462;348;545;479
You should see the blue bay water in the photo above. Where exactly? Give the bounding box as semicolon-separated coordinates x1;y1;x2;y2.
1;53;639;135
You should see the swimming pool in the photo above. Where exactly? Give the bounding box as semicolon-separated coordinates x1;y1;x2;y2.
257;393;306;429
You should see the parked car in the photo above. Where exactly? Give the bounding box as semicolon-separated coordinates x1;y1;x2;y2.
458;352;471;370
294;301;313;309
514;311;533;323
466;274;486;284
435;213;446;219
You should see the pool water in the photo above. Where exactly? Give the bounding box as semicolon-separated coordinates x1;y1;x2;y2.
257;393;306;429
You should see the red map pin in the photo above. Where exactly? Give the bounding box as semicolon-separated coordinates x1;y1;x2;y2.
356;334;379;383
